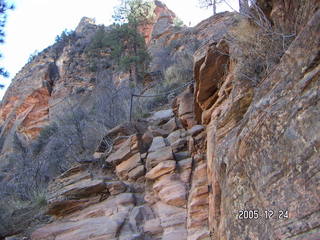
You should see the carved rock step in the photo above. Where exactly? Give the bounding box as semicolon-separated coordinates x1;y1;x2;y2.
146;146;174;169
153;174;187;207
106;134;140;165
115;152;142;180
149;109;174;124
32;193;136;240
146;160;176;180
60;179;106;199
149;136;167;152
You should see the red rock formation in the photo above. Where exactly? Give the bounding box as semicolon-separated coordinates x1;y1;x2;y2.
2;1;320;240
193;5;320;240
139;0;176;44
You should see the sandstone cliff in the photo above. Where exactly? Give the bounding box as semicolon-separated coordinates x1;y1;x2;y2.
1;0;320;239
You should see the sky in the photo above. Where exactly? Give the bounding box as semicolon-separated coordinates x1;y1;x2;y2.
0;0;238;99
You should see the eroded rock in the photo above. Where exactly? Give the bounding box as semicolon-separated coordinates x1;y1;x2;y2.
146;160;176;180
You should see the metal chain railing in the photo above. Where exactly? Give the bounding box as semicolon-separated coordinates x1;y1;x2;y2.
129;80;194;121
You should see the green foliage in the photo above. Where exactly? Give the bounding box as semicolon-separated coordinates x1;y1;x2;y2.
55;29;75;43
32;190;47;207
110;0;154;82
85;25;109;57
85;0;154;83
113;0;155;27
0;0;14;84
27;50;39;63
173;17;184;29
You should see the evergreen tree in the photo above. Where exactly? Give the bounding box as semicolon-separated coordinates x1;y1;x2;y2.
111;0;154;84
0;0;14;87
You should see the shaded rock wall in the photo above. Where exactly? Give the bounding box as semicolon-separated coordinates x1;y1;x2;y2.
194;5;320;240
2;1;320;239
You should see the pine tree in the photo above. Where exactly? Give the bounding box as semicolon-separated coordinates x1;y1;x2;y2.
111;0;154;84
0;0;14;87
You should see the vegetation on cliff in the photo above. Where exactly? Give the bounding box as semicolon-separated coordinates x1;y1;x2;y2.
0;0;14;83
0;0;319;239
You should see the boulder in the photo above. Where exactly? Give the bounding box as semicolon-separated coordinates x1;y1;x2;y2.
32;193;136;240
161;117;179;132
171;138;188;152
148;136;167;152
177;88;194;117
187;125;205;137
167;129;186;145
105;181;127;195
177;158;193;183
146;146;174;169
154;202;187;228
129;205;155;233
148;125;169;137
153;174;187;207
180;113;197;129
116;153;141;180
47;199;97;217
144;218;163;235
173;151;191;161
149;109;174;123
146;160;176;180
128;165;145;180
106;135;139;165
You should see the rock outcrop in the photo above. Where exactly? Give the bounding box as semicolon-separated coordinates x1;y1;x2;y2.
1;1;320;240
193;6;320;240
31;89;210;240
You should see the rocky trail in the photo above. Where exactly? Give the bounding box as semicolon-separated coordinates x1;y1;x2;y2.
31;87;211;240
1;1;320;239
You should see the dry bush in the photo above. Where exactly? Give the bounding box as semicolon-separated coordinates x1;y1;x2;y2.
131;52;194;119
226;0;296;84
164;52;193;87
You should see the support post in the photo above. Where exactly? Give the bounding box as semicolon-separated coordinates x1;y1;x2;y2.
129;94;134;122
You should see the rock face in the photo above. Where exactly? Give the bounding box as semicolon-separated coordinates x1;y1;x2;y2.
0;0;194;204
31;103;209;240
2;1;320;240
139;0;176;44
193;5;320;240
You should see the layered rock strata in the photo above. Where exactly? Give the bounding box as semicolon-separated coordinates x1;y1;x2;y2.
31;88;210;240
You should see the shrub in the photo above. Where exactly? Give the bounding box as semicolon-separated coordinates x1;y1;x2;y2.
31;189;47;207
164;52;193;87
85;25;110;57
27;50;39;63
32;122;58;155
227;1;295;84
173;17;184;30
55;29;75;44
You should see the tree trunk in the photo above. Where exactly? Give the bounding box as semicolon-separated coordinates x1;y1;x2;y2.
213;0;217;15
239;0;249;14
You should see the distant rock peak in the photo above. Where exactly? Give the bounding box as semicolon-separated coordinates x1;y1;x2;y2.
75;17;96;34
